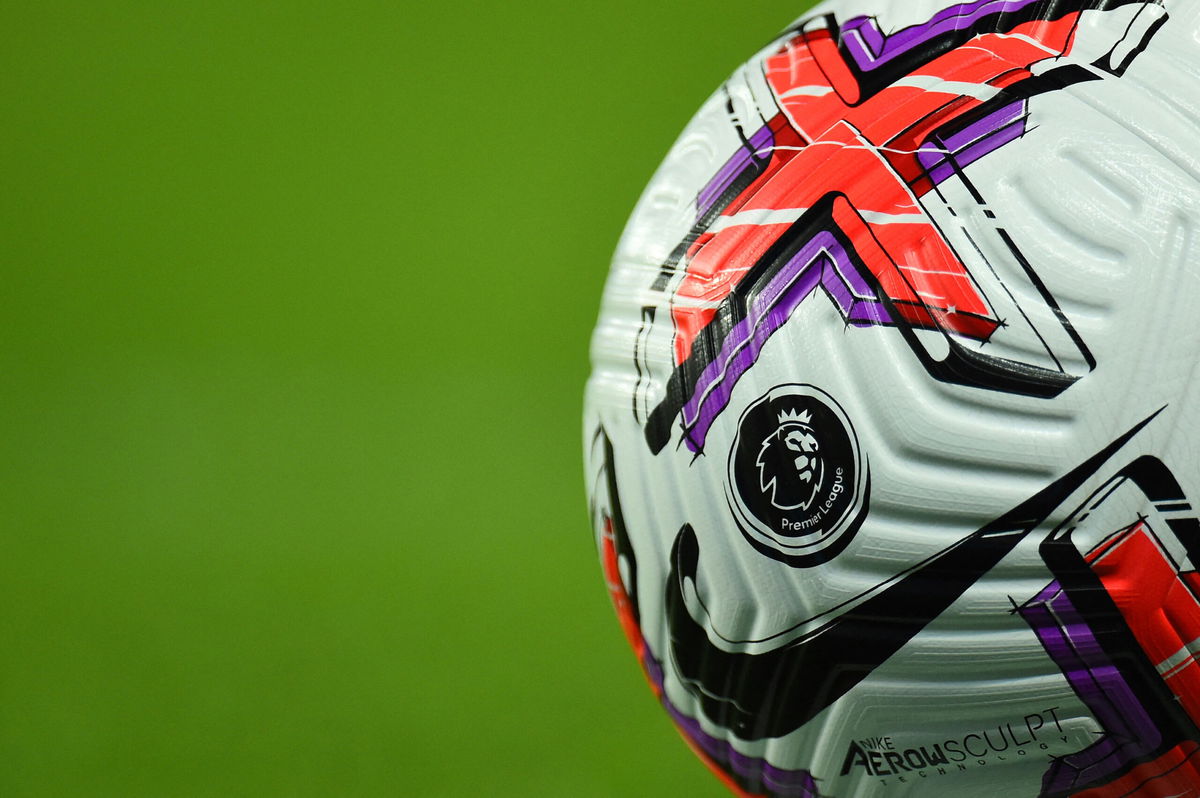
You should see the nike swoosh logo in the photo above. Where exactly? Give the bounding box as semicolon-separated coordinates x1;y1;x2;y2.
665;410;1162;741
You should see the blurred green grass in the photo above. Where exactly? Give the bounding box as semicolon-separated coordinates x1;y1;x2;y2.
1;2;811;795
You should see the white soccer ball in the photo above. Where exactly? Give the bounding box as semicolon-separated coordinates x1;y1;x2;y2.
583;2;1200;796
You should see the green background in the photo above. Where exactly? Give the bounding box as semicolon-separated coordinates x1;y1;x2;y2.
2;2;813;795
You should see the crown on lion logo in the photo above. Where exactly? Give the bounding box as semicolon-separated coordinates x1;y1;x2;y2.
777;408;813;426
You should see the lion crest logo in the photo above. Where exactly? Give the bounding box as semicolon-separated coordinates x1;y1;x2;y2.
728;384;868;566
756;408;824;511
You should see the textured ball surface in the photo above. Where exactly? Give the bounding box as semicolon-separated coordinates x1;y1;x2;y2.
583;1;1200;796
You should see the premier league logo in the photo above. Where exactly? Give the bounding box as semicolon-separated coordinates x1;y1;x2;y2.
728;384;869;567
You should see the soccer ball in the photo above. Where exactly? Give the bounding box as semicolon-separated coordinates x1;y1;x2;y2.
582;1;1200;796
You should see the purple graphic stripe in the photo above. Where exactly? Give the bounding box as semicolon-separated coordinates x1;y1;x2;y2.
1020;580;1162;796
945;99;1028;150
643;651;822;798
679;230;887;453
841;0;1045;70
697;124;777;221
918;100;1029;185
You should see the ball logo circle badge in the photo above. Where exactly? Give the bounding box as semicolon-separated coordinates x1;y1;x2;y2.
727;384;869;566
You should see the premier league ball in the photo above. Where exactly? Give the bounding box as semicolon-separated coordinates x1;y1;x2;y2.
583;1;1200;796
